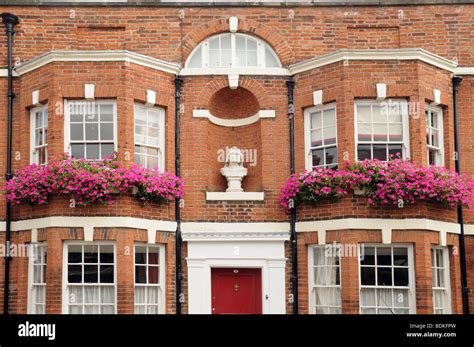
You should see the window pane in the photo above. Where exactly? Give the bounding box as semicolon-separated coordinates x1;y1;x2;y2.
86;144;100;159
389;124;403;142
373;123;388;142
148;267;159;284
100;104;114;121
361;267;375;285
377;267;393;286
71;143;85;159
187;47;202;68
221;50;232;67
101;144;115;158
311;148;323;167
388;145;402;159
85;124;99;141
265;46;279;67
324;126;336;145
373;144;387;161
311;129;322;147
323;108;336;127
70;124;84;141
69;286;83;304
357;144;371;161
393;289;409;308
68;265;82;283
357;105;371;123
100;265;114;283
68;245;82;263
373;104;385;123
100;123;114;141
135;246;146;264
84;265;98;283
148;250;159;265
377;247;392;266
84;286;99;303
135;266;147;284
361;247;375;265
247;50;257;66
393;248;408;266
100;245;114;263
360;288;376;307
325;147;338;167
310;112;322;129
394;268;409;286
357;123;371;142
84;245;98;263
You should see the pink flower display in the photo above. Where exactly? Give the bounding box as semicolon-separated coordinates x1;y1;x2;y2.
5;154;184;206
280;158;473;210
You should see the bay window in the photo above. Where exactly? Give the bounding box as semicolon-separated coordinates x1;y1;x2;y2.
134;104;165;170
304;104;338;170
431;247;451;314
309;245;342;314
134;244;165;314
65;100;117;160
355;100;409;161
425;106;444;166
30;105;48;165
28;243;47;314
359;245;415;314
64;243;116;314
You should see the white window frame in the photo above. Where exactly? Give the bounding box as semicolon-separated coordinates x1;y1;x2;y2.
358;244;416;314
304;103;338;171
431;246;451;314
425;105;444;166
28;242;47;314
182;33;288;76
64;99;118;160
133;243;166;314
308;244;342;314
134;103;166;171
30;104;48;165
62;241;117;314
354;99;410;161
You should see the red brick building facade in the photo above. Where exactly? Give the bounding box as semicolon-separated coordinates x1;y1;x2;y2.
0;0;473;314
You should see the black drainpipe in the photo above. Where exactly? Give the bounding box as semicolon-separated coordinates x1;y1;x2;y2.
286;79;298;314
174;77;183;314
2;12;19;316
452;76;470;314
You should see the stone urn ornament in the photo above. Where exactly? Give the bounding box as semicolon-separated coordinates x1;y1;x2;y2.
220;146;248;192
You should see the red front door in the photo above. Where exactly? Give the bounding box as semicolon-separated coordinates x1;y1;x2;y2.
211;268;262;314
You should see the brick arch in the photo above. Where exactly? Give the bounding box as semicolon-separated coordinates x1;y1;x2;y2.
194;76;273;110
180;18;294;66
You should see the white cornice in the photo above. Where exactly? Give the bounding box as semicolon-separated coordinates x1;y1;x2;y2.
289;48;459;74
14;50;181;76
180;67;291;76
193;109;275;127
1;48;473;79
455;67;474;75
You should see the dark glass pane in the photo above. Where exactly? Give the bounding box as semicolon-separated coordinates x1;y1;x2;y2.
100;265;114;283
68;265;82;283
357;144;371;161
394;268;409;286
388;144;403;159
100;245;114;264
148;251;159;265
312;148;323;167
377;267;393;286
393;248;408;266
84;265;98;283
373;144;387;161
148;267;159;284
135;266;146;284
377;247;392;266
68;246;82;263
86;144;100;159
135;247;146;264
335;267;340;285
325;146;338;166
361;267;375;285
84;245;98;263
361;246;375;265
